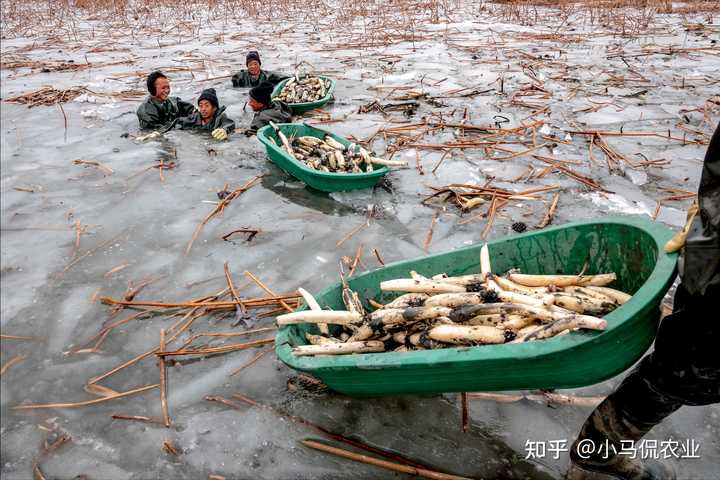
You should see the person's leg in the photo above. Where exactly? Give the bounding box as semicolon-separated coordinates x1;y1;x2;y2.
569;284;720;479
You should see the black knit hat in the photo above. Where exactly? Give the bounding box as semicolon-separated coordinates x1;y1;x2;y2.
198;88;219;109
249;81;273;106
147;71;167;96
246;50;261;66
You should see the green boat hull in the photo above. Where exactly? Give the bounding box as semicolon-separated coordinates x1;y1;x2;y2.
275;216;678;396
271;76;336;114
257;123;389;192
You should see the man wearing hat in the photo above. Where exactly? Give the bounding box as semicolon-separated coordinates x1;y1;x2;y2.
245;81;292;135
177;88;235;140
231;51;288;88
137;71;196;130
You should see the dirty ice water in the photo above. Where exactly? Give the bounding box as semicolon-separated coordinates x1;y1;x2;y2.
1;1;719;479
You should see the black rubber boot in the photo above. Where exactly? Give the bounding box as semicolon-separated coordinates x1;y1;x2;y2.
568;397;677;480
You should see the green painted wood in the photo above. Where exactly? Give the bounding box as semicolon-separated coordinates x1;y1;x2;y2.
256;123;389;192
270;76;336;114
275;216;678;396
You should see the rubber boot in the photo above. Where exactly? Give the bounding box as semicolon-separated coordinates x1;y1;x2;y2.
568;398;677;480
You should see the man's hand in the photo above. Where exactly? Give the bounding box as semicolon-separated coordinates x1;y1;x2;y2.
136;130;162;142
664;202;699;253
212;128;228;141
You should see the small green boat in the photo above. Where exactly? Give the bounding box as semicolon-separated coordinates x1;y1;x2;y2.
256;123;389;192
271;76;336;114
275;216;678;396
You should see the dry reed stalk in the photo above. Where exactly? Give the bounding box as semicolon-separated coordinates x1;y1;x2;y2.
69;307;163;354
104;263;129;277
84;383;119;397
98;294;300;309
372;248;385;266
228;347;273;377
424;211;440;252
185;176;261;255
32;462;47;480
159;329;170;427
73;159;113;175
221;228;260;242
431;148;453;174
531;155;607;191
111;414;162;424
156;338;274;358
537;192;560;228
88;308;208;385
243;271;294;313
0;334;38;341
5;87;85;107
14;384;159;410
43;431;71;453
301;440;470;480
62;230;126;273
568;129;704;144
162;439;180;456
461;392;470;433
0;354;26;376
224;262;248;324
336;219;370;248
481;197;508;239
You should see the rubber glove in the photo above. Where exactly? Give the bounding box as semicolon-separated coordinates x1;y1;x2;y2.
211;128;228;141
137;130;161;142
664;202;699;253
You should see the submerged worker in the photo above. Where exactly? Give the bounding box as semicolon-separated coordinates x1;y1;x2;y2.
245;81;292;136
568;123;720;480
231;50;288;88
136;71;196;131
177;88;235;140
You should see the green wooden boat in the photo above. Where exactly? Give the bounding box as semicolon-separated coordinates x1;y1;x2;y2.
256;123;389;192
275;216;678;396
271;76;336;114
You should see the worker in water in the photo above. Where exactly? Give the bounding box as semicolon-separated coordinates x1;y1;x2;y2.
231;51;288;88
245;81;292;136
177;88;235;140
136;70;195;131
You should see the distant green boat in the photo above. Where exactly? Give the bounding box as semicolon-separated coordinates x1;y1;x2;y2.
275;216;678;396
271;76;336;114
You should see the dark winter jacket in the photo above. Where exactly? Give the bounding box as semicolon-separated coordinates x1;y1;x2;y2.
136;96;195;131
682;123;720;295
177;106;236;135
248;101;292;134
231;69;288;88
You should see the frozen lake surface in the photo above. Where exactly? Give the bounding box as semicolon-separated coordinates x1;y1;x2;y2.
1;2;718;478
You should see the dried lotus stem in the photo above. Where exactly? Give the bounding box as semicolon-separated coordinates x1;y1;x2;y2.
521;316;606;342
509;273;617;287
492;275;548;295
423;293;485;308
383;293;429;309
298;287;328;335
585;286;631;304
292;341;385;356
380;279;466;294
480;243;491;277
277;311;362;326
305;334;340;346
551;294;616;315
561;286;617;304
369;156;407;167
427;324;508;345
